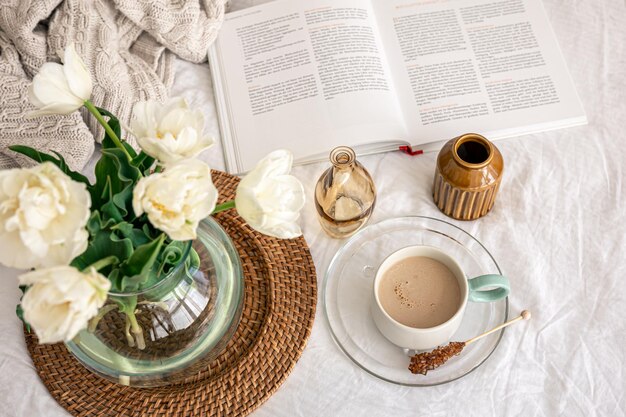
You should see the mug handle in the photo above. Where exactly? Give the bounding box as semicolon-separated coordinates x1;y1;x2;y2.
468;274;510;302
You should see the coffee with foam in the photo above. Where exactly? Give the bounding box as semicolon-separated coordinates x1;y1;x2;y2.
377;256;461;328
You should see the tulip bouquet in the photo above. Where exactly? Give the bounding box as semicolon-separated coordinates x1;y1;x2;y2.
2;44;305;347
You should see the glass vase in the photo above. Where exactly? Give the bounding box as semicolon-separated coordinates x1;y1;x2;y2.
65;217;244;387
314;146;376;238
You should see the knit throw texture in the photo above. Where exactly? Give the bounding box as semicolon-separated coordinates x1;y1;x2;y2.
0;0;226;170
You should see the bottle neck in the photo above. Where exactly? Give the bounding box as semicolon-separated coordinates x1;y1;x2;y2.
330;146;356;169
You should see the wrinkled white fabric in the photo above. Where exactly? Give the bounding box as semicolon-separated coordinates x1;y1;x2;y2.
0;0;624;416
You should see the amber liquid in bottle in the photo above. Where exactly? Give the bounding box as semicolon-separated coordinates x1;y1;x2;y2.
314;147;376;238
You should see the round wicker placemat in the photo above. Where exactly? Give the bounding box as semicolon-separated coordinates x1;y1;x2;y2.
24;171;317;417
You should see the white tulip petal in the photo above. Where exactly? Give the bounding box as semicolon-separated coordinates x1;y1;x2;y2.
258;221;302;239
136;136;173;163
174;127;213;159
159;108;189;135
191;184;218;221
191;110;206;131
27;44;93;116
0;230;39;269
131;100;159;138
32;63;83;108
132;177;149;217
167;222;198;241
39;228;89;267
63;44;92;101
255;150;293;177
235;150;304;238
19;266;55;286
0;163;90;269
160;97;188;117
19;228;49;258
19;266;110;343
175;126;198;149
257;176;306;212
130;97;211;164
0;169;28;196
27;82;46;108
133;159;216;240
26;103;79;118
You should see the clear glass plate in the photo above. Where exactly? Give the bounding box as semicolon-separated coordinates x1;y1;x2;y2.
323;216;509;386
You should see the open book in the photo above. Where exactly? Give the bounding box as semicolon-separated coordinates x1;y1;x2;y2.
209;0;586;174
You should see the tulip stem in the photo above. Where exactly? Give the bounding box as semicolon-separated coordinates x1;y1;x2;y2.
83;255;118;273
124;315;135;347
127;310;146;350
88;304;117;332
83;100;133;162
212;200;236;214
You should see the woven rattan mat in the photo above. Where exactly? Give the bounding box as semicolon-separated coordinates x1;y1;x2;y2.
25;170;318;417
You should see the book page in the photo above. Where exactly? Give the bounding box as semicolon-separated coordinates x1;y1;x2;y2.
371;0;586;147
210;0;406;173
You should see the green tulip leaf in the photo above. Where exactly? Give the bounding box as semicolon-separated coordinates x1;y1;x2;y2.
16;285;30;332
136;268;160;294
110;182;133;218
92;153;119;208
142;223;161;240
131;151;156;175
185;247;201;278
8;145;90;185
119;234;165;292
87;211;116;236
101;196;125;223
122;234;165;276
111;222;151;247
16;304;30;333
108;268;123;292
161;241;188;267
71;229;134;271
113;295;137;315
92;146;141;219
102;148;141;181
95;107;121;141
95;106;138;157
96;107;138;160
87;211;102;235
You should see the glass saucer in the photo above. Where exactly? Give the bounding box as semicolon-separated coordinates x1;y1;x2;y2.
323;216;509;386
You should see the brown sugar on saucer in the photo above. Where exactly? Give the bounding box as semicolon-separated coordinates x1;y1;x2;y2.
408;310;532;375
408;342;465;375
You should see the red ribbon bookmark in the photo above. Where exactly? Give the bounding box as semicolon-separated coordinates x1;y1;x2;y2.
398;145;424;156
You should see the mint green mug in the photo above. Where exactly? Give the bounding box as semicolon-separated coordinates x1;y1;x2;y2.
372;245;510;350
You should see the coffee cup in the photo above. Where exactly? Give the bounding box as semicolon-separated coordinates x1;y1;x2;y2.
371;245;509;350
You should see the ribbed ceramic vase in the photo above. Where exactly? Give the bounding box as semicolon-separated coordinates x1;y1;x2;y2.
433;133;504;220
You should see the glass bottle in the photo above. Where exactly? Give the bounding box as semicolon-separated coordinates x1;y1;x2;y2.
314;146;376;238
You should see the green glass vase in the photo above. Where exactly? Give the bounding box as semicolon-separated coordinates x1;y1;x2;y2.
66;217;244;387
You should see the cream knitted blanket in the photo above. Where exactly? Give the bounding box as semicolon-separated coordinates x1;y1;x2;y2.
0;0;226;170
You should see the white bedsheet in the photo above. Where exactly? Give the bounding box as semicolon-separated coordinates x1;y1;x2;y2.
1;0;625;416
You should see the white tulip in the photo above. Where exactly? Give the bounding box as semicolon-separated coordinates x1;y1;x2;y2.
235;150;305;239
0;162;90;269
132;159;217;240
130;98;214;164
27;43;92;117
19;266;110;344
